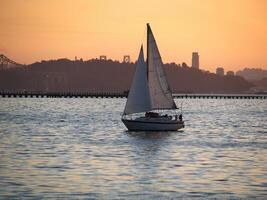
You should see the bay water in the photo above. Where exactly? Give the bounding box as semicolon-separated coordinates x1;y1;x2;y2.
0;98;266;199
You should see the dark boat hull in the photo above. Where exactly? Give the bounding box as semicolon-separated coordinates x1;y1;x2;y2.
122;118;184;131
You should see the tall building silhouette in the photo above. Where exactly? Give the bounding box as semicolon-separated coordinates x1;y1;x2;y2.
216;67;224;76
192;52;199;69
226;71;235;76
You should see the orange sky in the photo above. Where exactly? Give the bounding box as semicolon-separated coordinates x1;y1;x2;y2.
0;0;266;72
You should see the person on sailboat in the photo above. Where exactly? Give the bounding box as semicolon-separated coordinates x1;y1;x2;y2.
145;112;159;118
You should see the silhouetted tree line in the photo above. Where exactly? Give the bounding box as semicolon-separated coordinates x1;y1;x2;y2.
0;58;253;93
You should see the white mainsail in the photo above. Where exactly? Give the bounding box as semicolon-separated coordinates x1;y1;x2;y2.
123;46;152;115
147;24;177;110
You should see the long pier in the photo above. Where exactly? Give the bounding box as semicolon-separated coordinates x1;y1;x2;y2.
0;92;266;99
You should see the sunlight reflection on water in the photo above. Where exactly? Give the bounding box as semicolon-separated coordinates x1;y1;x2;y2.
0;98;266;199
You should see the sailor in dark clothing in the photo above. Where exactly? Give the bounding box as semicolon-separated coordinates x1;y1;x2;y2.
145;112;159;118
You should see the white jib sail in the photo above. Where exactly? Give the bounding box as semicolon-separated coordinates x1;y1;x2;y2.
147;24;177;109
123;45;152;115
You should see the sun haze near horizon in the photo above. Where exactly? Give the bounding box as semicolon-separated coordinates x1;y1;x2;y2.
0;0;266;72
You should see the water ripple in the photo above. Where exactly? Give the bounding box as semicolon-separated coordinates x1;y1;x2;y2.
0;98;266;199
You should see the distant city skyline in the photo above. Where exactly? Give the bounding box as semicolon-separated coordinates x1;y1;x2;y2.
2;52;267;74
0;0;267;72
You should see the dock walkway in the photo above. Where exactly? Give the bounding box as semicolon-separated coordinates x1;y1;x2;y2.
0;92;266;99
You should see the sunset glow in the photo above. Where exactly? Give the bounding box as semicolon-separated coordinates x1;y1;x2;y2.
1;0;266;72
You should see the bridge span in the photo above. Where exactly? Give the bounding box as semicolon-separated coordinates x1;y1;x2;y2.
0;54;23;70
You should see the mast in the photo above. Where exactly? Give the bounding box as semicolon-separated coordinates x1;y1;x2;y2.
146;23;149;79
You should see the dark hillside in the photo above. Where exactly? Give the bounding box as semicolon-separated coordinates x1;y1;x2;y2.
0;59;253;93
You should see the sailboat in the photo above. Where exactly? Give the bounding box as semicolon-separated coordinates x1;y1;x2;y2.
121;24;185;131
